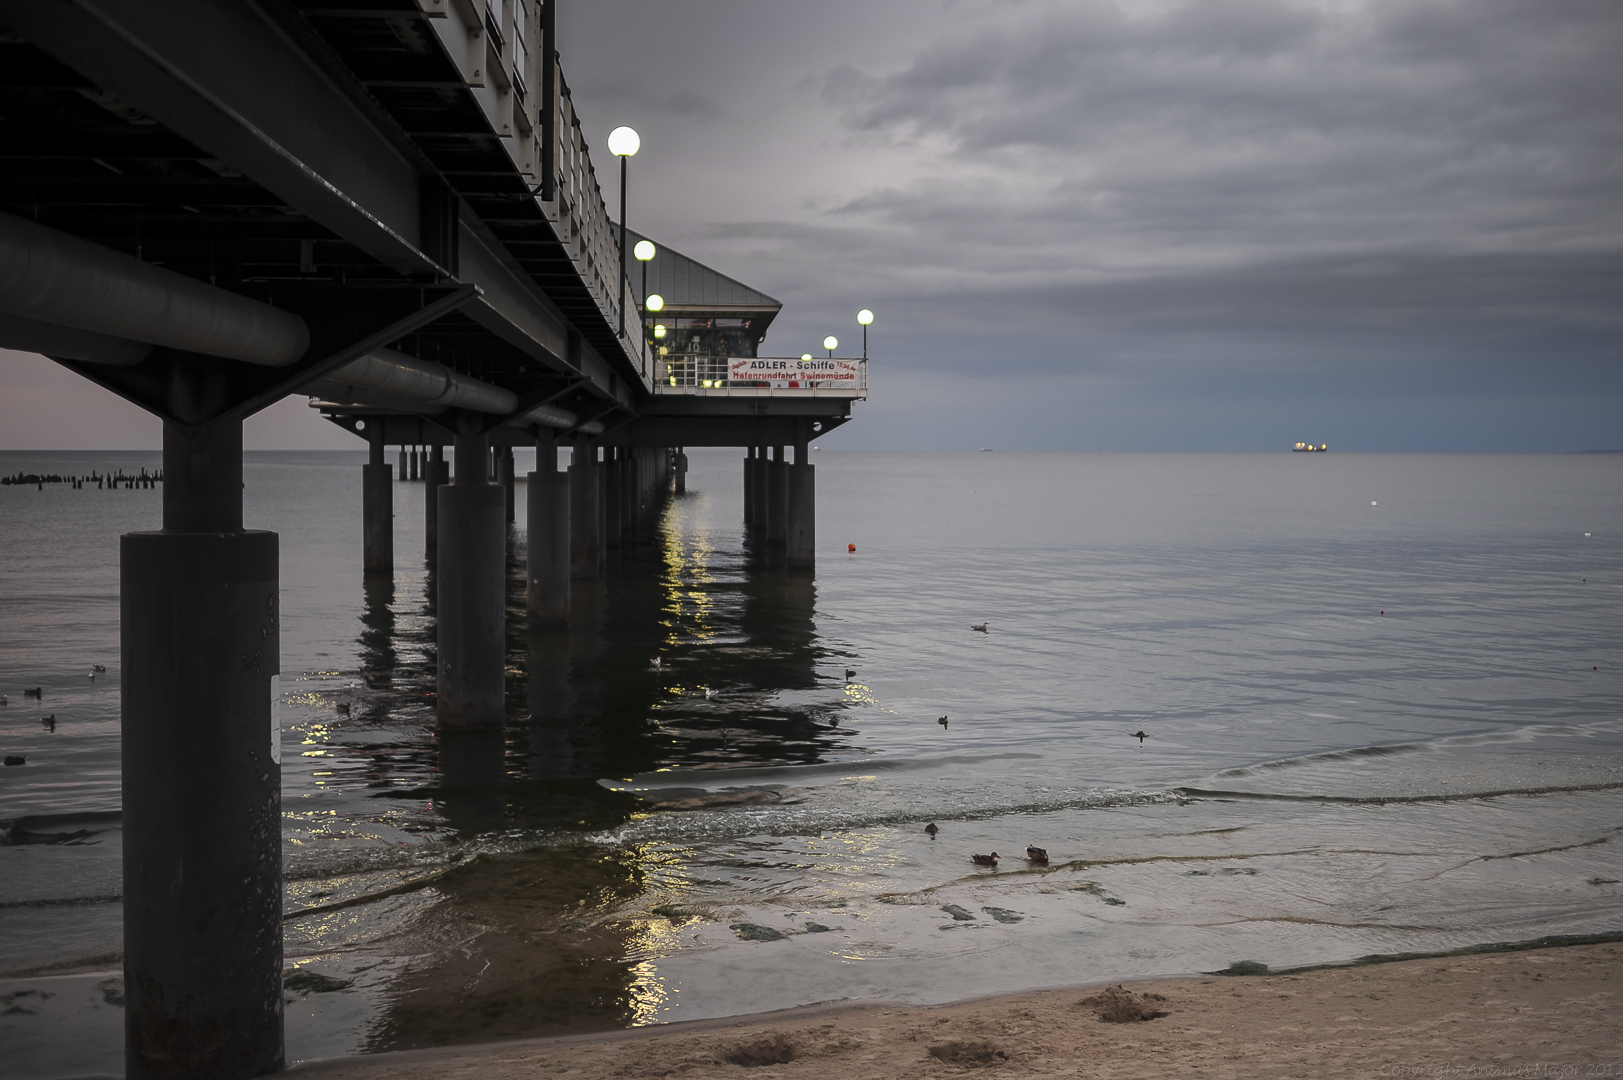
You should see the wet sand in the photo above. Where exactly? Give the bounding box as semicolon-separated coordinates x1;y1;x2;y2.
290;940;1621;1079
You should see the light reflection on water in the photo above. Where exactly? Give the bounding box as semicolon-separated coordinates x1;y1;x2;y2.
2;450;1622;1075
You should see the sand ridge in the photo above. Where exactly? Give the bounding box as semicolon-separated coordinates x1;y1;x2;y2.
289;942;1621;1079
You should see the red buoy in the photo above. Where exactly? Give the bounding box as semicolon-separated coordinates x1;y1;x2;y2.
848;543;856;553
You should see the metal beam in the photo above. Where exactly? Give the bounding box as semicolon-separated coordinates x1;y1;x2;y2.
0;0;437;275
0;0;642;403
606;415;853;448
217;284;482;423
457;220;632;407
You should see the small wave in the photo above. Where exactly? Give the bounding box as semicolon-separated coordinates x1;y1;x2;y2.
1176;780;1623;805
588;785;1186;848
601;752;1045;792
0;894;120;910
1217;743;1424;778
0;809;121;846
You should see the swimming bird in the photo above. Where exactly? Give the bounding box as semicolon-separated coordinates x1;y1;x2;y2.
87;670;95;681
24;687;41;698
704;687;717;699
925;823;939;836
845;668;857;680
335;702;351;716
0;696;7;706
829;716;840;728
41;715;55;731
92;665;106;673
4;756;24;767
1026;846;1049;864
971;852;999;866
970;623;989;633
1130;730;1148;744
938;715;949;730
650;656;662;669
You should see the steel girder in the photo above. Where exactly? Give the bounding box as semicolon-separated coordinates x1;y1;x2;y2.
0;0;636;411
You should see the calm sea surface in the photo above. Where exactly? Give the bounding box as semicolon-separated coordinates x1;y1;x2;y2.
2;450;1621;1076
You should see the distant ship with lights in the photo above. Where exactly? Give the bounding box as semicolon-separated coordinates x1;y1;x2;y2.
1293;442;1328;452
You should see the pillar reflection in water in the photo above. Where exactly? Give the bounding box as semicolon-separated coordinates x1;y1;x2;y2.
352;450;846;1053
358;574;396;691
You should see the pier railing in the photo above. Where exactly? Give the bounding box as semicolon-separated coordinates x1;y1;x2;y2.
654;357;868;397
413;1;649;385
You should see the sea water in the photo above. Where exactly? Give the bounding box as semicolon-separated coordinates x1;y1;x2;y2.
1;450;1620;1076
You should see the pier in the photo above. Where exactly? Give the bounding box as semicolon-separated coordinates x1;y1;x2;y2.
0;5;864;1078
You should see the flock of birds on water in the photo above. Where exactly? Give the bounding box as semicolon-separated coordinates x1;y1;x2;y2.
653;620;1153;868
6;623;1156;813
2;670;104;765
919;820;1049;869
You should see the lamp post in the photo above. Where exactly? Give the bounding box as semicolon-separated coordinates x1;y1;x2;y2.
857;308;874;359
823;335;838;358
607;125;640;337
634;238;656;316
633;238;657;350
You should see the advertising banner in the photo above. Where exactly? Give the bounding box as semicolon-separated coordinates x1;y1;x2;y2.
728;357;861;389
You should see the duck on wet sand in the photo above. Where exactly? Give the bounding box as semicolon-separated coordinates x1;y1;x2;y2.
938;715;949;729
41;715;55;731
1026;846;1049;864
845;668;856;680
1130;730;1148;743
971;852;999;866
970;623;989;633
92;665;106;673
925;822;939;836
24;687;41;698
4;755;25;766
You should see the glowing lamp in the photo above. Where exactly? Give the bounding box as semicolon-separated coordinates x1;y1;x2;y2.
823;335;838;352
645;293;665;312
801;353;812;361
653;323;667;338
634;240;657;262
857;309;874;325
607;126;640;157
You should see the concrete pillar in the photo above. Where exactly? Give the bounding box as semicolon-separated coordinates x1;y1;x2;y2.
437;430;506;727
123;418;282;1079
742;448;754;524
527;433;569;627
621;452;638;538
499;446;516;524
363;424;393;576
409;445;420;481
767;446;789;547
603;447;622;548
675;448;687;494
569;445;601;579
754;446;770;530
398;444;407;478
425;443;446;552
788;455;815;571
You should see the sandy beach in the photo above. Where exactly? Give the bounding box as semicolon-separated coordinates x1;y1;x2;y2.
289;941;1620;1079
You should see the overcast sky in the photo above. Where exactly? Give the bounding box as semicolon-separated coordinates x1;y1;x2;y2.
3;0;1619;451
